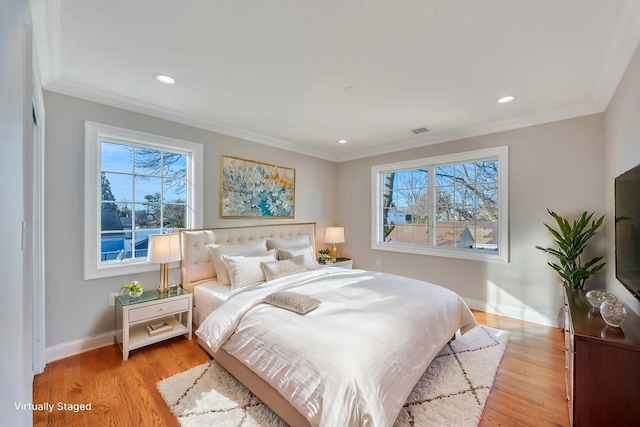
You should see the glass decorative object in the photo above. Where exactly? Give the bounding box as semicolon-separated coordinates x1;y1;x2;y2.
128;289;143;299
600;299;627;328
122;280;144;301
585;290;606;308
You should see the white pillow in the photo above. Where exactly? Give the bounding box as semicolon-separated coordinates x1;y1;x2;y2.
206;239;268;285
277;246;319;270
222;252;277;289
267;235;310;250
260;255;306;281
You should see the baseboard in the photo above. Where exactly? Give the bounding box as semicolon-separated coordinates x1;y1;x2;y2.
43;299;560;363
464;297;562;328
45;331;114;363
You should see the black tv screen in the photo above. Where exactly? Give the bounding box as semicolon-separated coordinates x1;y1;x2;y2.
615;164;640;301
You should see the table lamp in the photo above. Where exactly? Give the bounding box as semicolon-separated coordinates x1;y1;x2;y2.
324;227;345;259
147;233;181;293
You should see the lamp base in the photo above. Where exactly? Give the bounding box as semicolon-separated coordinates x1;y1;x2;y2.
329;245;338;259
157;263;170;293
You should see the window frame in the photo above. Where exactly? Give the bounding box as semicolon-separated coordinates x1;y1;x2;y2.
84;121;203;279
371;146;509;263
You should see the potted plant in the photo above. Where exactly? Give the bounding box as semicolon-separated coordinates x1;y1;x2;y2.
122;280;144;298
318;248;334;264
535;209;606;289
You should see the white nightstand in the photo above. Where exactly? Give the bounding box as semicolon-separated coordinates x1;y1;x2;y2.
333;257;353;269
115;287;192;360
319;257;353;269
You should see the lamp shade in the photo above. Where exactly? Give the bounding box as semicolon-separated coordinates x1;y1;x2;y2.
324;227;345;244
147;233;181;264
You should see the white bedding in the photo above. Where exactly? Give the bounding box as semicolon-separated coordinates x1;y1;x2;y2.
193;281;231;312
196;268;476;427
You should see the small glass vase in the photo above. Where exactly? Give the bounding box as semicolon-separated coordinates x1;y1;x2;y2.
128;289;143;301
600;299;626;328
585;290;606;309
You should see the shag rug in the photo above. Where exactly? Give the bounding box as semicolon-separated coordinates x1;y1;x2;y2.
157;325;509;427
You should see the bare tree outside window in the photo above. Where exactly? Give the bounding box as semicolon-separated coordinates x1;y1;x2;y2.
379;158;499;251
100;141;188;262
434;160;498;249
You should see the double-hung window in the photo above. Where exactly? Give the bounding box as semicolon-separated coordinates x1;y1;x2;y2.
84;122;203;279
372;146;508;262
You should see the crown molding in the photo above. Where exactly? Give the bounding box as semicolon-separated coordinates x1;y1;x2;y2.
45;78;340;162
45;76;605;164
336;102;604;162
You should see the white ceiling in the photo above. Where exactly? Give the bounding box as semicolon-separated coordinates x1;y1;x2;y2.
33;0;640;162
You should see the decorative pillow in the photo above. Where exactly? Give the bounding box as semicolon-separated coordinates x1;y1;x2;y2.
264;291;321;314
206;240;268;285
222;252;277;289
267;235;310;250
276;246;319;270
260;255;306;281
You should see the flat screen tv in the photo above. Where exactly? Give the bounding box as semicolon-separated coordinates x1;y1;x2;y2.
615;163;640;301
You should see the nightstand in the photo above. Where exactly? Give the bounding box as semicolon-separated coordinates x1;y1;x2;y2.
333;257;353;269
115;287;192;360
319;257;353;269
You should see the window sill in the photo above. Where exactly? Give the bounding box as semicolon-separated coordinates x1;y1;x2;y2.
372;242;508;263
84;260;180;280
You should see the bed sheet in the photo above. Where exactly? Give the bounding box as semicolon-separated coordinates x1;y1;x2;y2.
192;280;232;315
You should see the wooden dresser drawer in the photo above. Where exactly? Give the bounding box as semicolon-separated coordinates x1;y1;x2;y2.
129;297;189;323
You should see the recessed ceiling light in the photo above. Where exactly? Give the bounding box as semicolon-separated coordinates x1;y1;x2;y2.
337;139;348;144
497;95;515;104
154;74;176;85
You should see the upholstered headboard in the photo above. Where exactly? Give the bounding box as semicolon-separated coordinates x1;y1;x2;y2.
180;223;317;286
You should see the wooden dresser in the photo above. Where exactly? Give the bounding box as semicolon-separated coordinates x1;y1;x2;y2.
564;289;640;426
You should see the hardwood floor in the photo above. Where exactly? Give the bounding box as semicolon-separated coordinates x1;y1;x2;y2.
474;311;569;427
33;311;569;426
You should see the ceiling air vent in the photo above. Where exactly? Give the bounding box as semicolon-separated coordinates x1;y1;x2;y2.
411;127;429;135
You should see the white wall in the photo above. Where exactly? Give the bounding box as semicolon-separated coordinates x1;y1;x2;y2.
0;0;34;424
337;115;606;326
43;92;338;349
605;44;640;315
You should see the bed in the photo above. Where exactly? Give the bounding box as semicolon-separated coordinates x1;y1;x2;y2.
180;223;476;427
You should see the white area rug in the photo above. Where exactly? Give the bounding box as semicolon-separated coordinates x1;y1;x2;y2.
157;325;509;427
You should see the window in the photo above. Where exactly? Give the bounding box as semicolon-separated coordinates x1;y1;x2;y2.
372;146;508;262
85;122;202;279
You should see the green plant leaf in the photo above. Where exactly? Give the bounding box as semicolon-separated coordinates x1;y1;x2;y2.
535;210;605;289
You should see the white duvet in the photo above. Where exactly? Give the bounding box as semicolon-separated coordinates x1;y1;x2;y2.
196;268;476;427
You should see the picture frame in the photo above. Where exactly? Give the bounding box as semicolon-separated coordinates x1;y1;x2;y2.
220;156;295;218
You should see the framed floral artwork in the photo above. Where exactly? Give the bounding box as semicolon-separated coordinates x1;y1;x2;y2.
220;156;295;218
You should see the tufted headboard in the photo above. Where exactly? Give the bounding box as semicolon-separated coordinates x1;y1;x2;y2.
180;223;317;287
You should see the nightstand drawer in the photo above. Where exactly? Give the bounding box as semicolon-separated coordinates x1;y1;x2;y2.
129;298;189;323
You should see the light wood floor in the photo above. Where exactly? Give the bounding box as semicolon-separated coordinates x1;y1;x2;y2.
33;310;570;426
